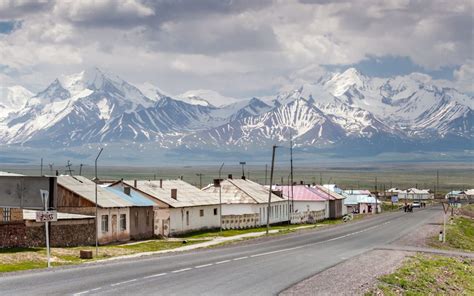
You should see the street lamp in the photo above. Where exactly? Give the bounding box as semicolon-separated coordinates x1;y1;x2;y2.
239;161;246;179
94;147;103;257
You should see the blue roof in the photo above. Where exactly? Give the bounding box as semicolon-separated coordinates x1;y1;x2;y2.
104;186;156;207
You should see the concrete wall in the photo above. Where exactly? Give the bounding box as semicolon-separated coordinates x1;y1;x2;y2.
293;201;328;218
168;205;220;235
256;201;289;225
154;208;171;237
129;207;154;240
0;219;95;248
222;213;259;229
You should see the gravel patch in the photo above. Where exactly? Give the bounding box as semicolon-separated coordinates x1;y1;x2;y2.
391;213;443;248
279;250;411;296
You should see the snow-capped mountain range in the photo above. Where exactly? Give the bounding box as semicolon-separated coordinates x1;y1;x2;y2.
0;67;472;159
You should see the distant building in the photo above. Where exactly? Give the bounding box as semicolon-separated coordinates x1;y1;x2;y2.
398;188;434;200
316;185;347;218
445;189;474;202
343;192;381;214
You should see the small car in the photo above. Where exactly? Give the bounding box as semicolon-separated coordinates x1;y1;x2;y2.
412;202;421;208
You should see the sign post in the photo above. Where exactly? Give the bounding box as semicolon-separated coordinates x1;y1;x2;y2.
39;190;57;268
441;202;450;243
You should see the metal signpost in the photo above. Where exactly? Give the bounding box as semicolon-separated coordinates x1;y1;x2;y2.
38;190;57;268
441;202;451;243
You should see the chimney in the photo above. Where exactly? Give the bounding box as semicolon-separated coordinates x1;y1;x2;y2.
241;176;246;180
228;174;233;179
300;181;304;185
134;179;137;188
124;186;131;196
171;188;177;200
160;179;163;188
213;179;221;187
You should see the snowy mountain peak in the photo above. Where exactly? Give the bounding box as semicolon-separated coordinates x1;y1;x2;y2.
0;85;33;119
325;67;368;96
178;89;239;107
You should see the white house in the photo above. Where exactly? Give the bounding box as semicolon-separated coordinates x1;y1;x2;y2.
273;185;329;223
124;179;221;236
398;188;434;200
202;178;288;229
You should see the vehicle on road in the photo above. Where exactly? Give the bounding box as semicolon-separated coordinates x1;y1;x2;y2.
412;202;421;208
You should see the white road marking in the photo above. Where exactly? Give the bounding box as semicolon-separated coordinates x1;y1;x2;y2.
195;263;213;269
215;260;231;264
233;256;248;261
144;273;167;279
89;288;102;292
172;268;192;273
110;279;137;287
73;291;90;296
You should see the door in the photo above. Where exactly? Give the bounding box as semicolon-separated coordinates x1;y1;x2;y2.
112;214;117;241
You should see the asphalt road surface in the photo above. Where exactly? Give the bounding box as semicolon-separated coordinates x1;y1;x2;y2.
0;207;441;296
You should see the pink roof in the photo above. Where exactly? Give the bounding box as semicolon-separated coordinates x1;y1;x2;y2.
274;185;328;201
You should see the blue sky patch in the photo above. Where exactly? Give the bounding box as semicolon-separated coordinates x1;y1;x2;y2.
325;55;455;80
0;21;21;34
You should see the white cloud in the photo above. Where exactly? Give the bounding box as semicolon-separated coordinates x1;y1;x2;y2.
453;60;474;93
0;0;472;98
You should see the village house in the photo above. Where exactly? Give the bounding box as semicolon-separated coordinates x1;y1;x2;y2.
118;179;221;236
316;184;347;218
445;189;474;202
57;175;155;244
272;185;329;223
398;188;434;200
343;191;381;214
203;177;289;229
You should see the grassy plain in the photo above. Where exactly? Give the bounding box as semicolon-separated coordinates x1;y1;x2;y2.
3;162;473;194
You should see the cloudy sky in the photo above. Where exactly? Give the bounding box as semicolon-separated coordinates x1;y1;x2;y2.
0;0;472;98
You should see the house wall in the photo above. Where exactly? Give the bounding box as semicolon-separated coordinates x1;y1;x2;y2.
256;201;289;225
168;205;220;235
129;207;154;240
222;213;259;229
293;201;327;217
154;207;171;237
329;199;344;219
97;208;130;244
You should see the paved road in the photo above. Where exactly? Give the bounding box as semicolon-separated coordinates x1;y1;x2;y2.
0;207;441;296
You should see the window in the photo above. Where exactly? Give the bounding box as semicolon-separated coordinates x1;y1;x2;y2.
120;214;126;231
200;209;204;217
3;208;11;223
213;208;218;215
186;211;190;226
101;215;109;233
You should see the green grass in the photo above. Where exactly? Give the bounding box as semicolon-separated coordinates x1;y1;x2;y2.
0;239;208;273
430;205;474;252
372;255;474;295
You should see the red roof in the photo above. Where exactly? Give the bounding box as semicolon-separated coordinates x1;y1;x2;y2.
274;185;329;201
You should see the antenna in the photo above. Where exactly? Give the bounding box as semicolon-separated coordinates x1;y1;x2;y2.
65;160;74;176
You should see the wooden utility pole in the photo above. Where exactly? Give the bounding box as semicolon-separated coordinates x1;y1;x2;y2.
266;145;278;235
196;173;204;189
265;164;268;185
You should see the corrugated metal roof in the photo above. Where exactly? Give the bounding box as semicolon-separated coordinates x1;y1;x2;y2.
23;209;94;220
0;171;24;176
58;175;135;208
314;185;346;200
344;195;380;206
104;186;156;207
273;185;327;202
125;179;220;207
203;179;285;204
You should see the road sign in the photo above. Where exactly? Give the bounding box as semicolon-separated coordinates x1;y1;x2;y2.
391;195;398;203
36;211;57;222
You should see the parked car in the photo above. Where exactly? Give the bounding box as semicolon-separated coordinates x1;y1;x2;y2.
412;202;421;208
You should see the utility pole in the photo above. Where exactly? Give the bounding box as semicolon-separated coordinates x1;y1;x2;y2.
196;173;204;189
94;148;103;257
265;164;268;185
290;134;294;218
320;172;322;185
239;162;246;179
266;145;278;235
436;170;439;199
375;176;378;214
40;158;43;176
79;164;84;176
49;163;54;176
218;163;224;232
